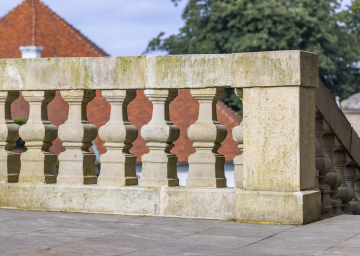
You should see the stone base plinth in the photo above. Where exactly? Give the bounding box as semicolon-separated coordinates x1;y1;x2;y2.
0;184;161;216
160;187;235;219
235;189;321;225
0;184;320;224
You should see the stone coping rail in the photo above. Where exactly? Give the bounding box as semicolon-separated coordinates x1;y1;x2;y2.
0;50;357;225
316;81;360;167
0;51;315;90
315;81;360;215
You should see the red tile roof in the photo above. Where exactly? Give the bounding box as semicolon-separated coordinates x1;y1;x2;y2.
0;0;109;58
3;0;242;162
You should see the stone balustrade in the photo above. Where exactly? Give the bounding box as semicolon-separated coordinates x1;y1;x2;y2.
0;51;358;225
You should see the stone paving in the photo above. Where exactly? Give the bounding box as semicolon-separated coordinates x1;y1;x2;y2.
0;209;360;255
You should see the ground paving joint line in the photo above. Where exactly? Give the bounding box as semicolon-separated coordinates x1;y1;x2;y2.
220;225;298;255
313;231;360;255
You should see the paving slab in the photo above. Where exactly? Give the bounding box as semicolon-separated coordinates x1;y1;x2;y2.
174;234;262;248
324;246;360;255
1;209;360;255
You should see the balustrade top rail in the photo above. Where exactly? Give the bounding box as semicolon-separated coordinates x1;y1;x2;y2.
0;51;316;90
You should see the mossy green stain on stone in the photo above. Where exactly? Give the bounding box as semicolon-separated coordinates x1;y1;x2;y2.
1;52;321;90
148;54;231;89
0;60;7;90
232;51;319;88
68;59;91;89
115;56;146;89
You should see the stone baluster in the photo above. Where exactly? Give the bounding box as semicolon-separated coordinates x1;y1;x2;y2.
19;91;57;184
322;135;343;214
0;91;20;183
345;165;360;215
232;88;243;188
98;90;138;186
315;116;332;214
140;89;180;187
187;88;227;188
333;151;353;213
57;90;98;185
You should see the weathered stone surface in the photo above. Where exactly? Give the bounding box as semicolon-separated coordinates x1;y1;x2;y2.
187;88;227;188
0;184;160;215
243;86;316;191
146;54;231;89
232;88;243;189
0;91;20;183
235;189;321;225
0;184;320;224
160;187;235;219
19;90;57;184
0;184;234;220
1;51;320;91
140;89;180;187
231;51;321;224
345;165;360;215
315;117;333;214
98;89;138;186
57;90;98;185
232;50;319;88
0;51;353;226
333;151;353;213
0;57;146;90
0;55;231;90
316;82;360;167
322;134;343;214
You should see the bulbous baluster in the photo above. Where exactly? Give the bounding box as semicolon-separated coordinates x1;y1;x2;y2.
19;90;57;184
345;165;360;215
98;90;138;186
315;116;332;214
0;91;20;183
57;90;98;185
140;89;180;187
333;151;353;213
187;88;227;188
322;135;343;214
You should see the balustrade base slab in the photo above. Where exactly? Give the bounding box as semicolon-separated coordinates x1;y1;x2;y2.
0;184;235;220
235;189;321;225
0;184;321;224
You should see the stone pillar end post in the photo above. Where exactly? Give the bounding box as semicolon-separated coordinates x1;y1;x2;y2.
232;51;321;224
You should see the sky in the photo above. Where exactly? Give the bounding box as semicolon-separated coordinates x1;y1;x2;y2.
0;0;187;56
0;0;354;57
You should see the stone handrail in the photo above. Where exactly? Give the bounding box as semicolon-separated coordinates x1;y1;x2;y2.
0;50;356;225
315;81;360;215
316;81;360;167
0;55;231;90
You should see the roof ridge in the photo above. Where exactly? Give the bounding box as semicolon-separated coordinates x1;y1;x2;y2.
32;0;36;45
36;0;109;57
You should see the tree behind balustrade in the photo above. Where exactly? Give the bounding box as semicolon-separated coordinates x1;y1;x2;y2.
145;0;360;113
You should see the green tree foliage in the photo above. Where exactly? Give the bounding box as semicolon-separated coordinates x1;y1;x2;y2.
340;0;360;36
145;0;360;114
